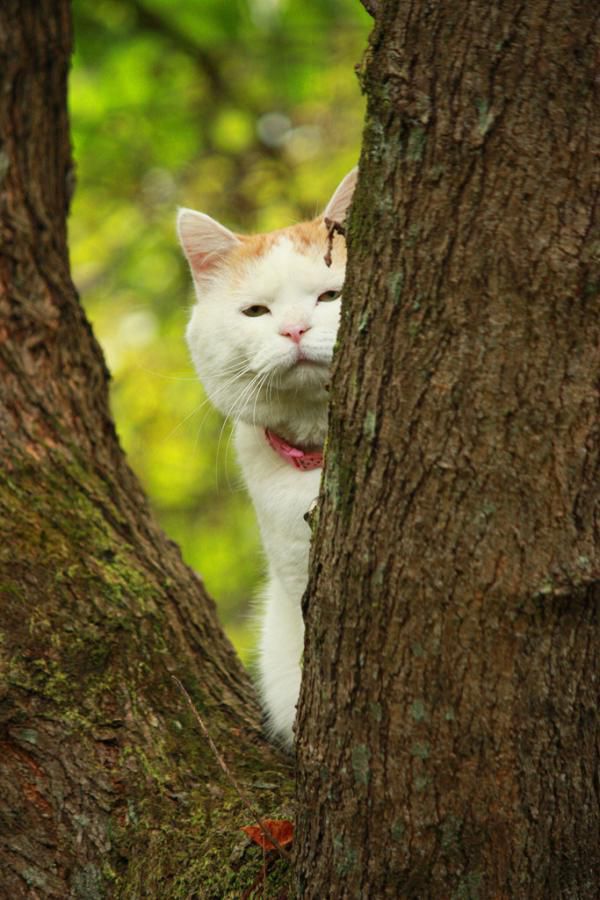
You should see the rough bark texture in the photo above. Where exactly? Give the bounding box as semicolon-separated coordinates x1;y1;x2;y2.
0;4;293;897
297;0;599;897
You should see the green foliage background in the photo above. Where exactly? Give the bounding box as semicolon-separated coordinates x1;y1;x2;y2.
70;0;370;663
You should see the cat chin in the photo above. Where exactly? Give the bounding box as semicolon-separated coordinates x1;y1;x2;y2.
279;364;329;391
235;403;327;435
232;392;329;445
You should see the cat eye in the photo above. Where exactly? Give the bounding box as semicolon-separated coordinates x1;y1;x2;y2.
317;290;341;302
242;305;270;317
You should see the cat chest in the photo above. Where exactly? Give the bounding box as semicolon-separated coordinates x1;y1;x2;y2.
258;469;320;592
235;422;323;589
253;465;321;541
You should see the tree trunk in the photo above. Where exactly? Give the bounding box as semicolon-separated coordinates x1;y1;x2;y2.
3;1;599;897
0;4;293;897
296;0;599;897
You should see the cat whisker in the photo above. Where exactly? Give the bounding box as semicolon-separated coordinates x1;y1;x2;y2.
164;397;214;442
139;367;201;382
168;365;253;444
217;361;255;378
216;368;267;487
251;371;271;430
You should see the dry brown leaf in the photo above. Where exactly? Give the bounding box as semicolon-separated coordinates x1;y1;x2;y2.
241;818;294;852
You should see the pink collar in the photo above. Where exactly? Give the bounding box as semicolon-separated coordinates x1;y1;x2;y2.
265;428;323;471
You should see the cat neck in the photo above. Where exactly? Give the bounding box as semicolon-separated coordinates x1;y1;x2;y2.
265;428;324;470
235;415;326;457
262;404;328;451
234;383;329;451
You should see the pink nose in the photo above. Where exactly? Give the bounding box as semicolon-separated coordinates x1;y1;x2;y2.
280;324;310;344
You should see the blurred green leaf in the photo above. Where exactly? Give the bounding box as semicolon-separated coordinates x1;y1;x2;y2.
71;0;370;665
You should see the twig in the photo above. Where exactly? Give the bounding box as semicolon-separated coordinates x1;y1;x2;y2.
172;676;292;862
323;217;347;267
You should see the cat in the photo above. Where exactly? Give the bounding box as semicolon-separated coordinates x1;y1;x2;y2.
177;169;357;747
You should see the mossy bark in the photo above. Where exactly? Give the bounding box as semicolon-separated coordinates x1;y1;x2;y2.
0;4;293;897
296;0;599;896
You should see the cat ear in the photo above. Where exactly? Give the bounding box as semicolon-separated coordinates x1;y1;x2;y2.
322;167;358;224
177;208;241;278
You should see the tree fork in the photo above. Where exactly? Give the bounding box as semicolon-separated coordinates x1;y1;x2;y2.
296;0;599;896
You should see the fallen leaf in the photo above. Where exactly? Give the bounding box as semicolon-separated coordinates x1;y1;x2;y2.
241;818;294;852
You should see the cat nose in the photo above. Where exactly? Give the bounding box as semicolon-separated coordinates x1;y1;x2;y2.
280;324;310;344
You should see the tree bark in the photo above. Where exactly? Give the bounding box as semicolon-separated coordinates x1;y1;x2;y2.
0;4;293;897
297;0;599;897
3;1;599;897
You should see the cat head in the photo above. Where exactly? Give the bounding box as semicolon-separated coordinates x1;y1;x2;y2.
177;169;356;443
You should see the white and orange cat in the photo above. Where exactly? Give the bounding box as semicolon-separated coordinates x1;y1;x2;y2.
177;170;356;746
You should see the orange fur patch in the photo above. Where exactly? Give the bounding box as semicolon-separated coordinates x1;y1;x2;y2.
230;218;346;270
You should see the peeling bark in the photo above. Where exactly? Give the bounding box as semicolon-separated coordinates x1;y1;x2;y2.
296;0;599;896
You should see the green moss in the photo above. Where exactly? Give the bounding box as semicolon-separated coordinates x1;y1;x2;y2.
452;870;482;900
115;788;295;899
414;774;430;792
583;280;600;299
10;726;39;744
407;125;427;162
363;410;377;440
0;149;9;183
410;699;427;722
351;743;370;786
475;98;494;136
21;867;48;890
323;447;355;521
333;834;358;876
363;115;386;164
391;819;405;841
440;815;463;852
71;863;107;900
369;701;382;722
411;741;430;760
536;580;554;597
388;270;404;305
405;223;420;247
1;458;172;728
371;563;386;588
0;449;296;898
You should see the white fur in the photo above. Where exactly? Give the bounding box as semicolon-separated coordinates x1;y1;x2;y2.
178;171;356;746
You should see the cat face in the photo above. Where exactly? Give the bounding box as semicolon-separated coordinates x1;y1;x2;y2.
178;170;356;436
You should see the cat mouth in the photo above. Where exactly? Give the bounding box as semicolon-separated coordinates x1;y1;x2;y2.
296;358;324;366
294;347;329;368
275;348;330;378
